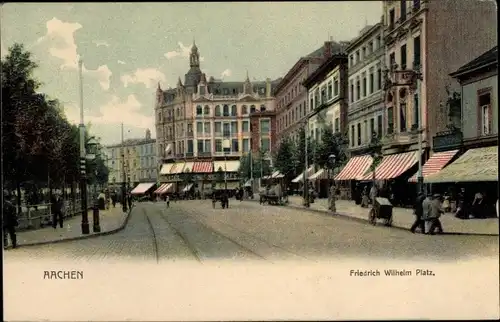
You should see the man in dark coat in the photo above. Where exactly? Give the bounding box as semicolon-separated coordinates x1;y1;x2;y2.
3;191;18;248
50;192;64;229
127;193;133;210
411;192;426;233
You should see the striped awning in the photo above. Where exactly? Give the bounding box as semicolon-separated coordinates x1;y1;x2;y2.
170;162;185;174
154;183;173;194
292;166;316;183
131;182;155;195
160;163;174;175
335;155;373;181
408;150;459;183
270;170;284;179
361;151;419;181
192;161;213;173
425;146;497;183
183;162;195;173
182;183;194;192
309;168;327;180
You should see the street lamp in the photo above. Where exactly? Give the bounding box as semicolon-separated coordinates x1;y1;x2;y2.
86;137;101;233
409;64;424;195
328;154;336;213
121;123;128;213
222;139;231;190
369;131;381;191
303;120;310;207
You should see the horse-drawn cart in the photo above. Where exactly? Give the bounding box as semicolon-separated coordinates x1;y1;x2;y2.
259;185;284;206
212;189;229;209
368;197;393;226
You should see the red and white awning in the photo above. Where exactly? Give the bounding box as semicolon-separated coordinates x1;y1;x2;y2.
131;182;156;195
361;151;419;181
309;168;328;180
192;161;213;173
154;183;173;194
335;155;373;181
408;150;459;182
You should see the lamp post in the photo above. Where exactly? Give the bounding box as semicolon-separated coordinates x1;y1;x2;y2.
409;64;424;195
121;123;128;213
369;131;381;194
303;120;310;207
78;58;90;235
222;139;231;190
86;137;101;233
328;154;336;213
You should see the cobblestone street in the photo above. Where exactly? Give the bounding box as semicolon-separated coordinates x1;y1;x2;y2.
5;200;498;264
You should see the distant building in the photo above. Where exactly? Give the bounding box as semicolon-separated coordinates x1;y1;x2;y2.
105;129;157;189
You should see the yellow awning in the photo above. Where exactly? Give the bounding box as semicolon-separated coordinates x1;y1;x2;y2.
213;160;241;172
425;146;498;183
183;162;195;173
160;163;174;175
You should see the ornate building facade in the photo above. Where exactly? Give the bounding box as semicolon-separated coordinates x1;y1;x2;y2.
155;42;281;191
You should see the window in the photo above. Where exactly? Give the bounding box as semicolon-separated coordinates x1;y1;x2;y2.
328;82;333;99
241;105;248;115
215;122;222;134
215;139;222;152
232;139;239;152
196;122;203;134
334;78;339;97
400;102;407;132
315;89;320;107
350;55;354;67
362;73;367;97
479;92;492;135
231;121;238;135
260;137;270;152
370;118;375;139
350;81;354;103
223;88;229;95
357;123;361;146
413;0;421;10
310;97;314;110
389;8;395;30
260;104;266;112
389;52;396;69
223;122;230;137
242;120;250;132
362;46;366;59
243;138;250;153
204;139;211;152
197;140;204;153
187;140;193;153
400;0;407;21
187;123;193;134
363;120;368;144
260;119;270;134
334;118;340;133
204;105;210;115
231;105;237;116
400;44;407;70
223;105;229;116
387;107;394;134
356;78;361;100
413;36;421;68
377;66;382;91
369;69;374;94
376;36;381;50
250;105;256;113
204;122;211;134
356;50;360;63
215;105;221;116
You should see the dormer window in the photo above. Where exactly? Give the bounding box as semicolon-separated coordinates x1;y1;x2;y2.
232;88;237;95
196;105;202;116
199;86;206;95
223;88;229;95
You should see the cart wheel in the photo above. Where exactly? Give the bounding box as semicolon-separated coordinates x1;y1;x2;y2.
368;209;376;225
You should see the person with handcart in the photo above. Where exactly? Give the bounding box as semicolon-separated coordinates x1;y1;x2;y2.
368;196;393;226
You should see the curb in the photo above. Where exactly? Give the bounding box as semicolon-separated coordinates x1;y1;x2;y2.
245;199;498;237
18;206;135;248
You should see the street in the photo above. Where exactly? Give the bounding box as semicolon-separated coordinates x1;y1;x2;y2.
5;200;498;264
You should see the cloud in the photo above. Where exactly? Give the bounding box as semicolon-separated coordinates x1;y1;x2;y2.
83;64;112;91
92;40;110;47
120;68;166;89
64;94;153;129
221;69;232;78
117;60;126;65
164;41;205;61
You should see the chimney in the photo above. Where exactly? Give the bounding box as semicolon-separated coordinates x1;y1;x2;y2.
324;41;332;60
266;78;271;98
145;129;151;140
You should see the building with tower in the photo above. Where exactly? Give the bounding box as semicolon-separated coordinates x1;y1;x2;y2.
155;41;281;194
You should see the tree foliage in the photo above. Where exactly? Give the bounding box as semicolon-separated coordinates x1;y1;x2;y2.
273;136;297;184
1;43;108;194
293;127;316;174
238;149;272;180
315;125;348;170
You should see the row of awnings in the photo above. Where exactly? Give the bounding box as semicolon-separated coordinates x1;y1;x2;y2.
288;146;497;183
262;170;285;180
160;160;241;175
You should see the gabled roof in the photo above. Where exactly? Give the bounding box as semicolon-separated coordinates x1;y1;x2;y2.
450;46;498;78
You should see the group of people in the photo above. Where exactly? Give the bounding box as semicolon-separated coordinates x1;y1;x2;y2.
411;192;445;235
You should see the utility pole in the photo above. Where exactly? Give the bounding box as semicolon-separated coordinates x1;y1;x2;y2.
78;58;89;234
121;123;128;212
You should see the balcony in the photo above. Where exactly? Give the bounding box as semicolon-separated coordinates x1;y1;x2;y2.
175;153;184;158
186;131;194;138
185;152;194;158
433;128;463;152
383;131;418;148
197;152;212;158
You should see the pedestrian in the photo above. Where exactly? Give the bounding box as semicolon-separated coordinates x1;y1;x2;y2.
3;190;18;249
50;191;64;229
410;192;426;233
111;194;116;208
127;193;133;209
421;192;433;233
166;195;170;208
369;184;378;205
428;194;444;235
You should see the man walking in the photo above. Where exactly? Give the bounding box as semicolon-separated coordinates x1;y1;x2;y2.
428;194;444;235
3;191;18;249
166;195;170;208
411;192;426;233
421;192;433;234
50;191;64;229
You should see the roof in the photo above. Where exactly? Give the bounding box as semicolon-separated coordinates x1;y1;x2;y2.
345;23;383;52
449;46;498;78
302;54;348;88
106;138;156;149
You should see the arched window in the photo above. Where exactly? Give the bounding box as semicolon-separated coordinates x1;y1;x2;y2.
204;105;210;115
176;108;180;117
223;104;229;116
241;105;248;115
231;105;237;116
215;105;221;116
250;105;256;113
260;104;266;112
196;105;202;116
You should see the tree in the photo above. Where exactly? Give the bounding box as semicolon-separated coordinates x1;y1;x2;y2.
293;127;316;174
273;136;297;184
315;126;348;170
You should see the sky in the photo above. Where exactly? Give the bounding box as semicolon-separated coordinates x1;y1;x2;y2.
1;2;383;145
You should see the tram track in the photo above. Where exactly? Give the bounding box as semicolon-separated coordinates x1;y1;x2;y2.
142;208;159;263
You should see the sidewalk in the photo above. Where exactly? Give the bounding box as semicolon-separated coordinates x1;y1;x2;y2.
250;194;499;236
15;205;132;247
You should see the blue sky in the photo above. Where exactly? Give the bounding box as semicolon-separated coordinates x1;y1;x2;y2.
1;2;382;145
